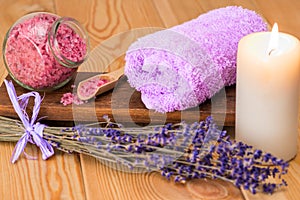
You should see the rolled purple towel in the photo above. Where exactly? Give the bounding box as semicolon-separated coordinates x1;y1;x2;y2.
125;6;267;113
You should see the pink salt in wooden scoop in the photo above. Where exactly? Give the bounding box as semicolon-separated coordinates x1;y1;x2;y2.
77;67;124;101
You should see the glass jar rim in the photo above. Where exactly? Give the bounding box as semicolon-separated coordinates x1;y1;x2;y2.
48;16;90;68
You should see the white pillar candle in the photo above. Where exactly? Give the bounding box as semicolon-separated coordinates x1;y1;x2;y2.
236;24;300;161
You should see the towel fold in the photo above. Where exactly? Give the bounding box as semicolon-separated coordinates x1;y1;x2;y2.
125;6;267;112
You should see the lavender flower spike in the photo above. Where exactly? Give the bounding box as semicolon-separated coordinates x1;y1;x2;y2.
4;80;54;163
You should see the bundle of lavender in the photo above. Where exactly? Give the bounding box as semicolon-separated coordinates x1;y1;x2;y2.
0;80;289;194
0;114;288;194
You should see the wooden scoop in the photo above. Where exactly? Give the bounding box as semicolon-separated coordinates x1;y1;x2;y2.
77;67;124;101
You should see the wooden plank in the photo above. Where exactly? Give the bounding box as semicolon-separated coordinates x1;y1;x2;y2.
0;143;85;200
242;136;300;200
254;0;300;38
153;0;204;26
0;1;86;199
0;73;236;126
1;1;299;200
192;0;270;28
81;156;243;200
54;0;243;200
54;0;163;73
197;1;300;200
239;1;300;200
195;0;258;11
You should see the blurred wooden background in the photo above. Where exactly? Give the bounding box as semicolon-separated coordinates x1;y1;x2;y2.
0;0;300;199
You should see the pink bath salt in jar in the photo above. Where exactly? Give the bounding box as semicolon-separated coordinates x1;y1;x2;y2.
3;12;89;91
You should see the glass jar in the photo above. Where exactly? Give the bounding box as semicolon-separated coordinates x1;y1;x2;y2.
2;12;89;91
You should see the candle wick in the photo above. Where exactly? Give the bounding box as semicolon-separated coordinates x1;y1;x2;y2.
268;49;276;56
266;23;279;56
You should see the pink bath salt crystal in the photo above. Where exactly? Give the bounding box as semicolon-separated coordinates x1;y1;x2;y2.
60;92;75;106
60;92;86;106
56;25;87;62
78;77;108;98
5;13;87;89
72;94;86;105
60;77;108;106
97;79;108;87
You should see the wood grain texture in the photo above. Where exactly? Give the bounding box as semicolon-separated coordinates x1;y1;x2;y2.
74;0;242;199
242;136;300;200
0;73;235;126
54;0;240;199
239;1;300;200
0;143;85;200
81;155;243;200
53;0;241;199
0;143;84;199
0;1;86;199
0;0;300;200
253;0;300;38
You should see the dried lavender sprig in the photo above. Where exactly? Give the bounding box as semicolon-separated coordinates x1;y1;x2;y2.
0;116;181;171
0;115;289;194
158;127;289;194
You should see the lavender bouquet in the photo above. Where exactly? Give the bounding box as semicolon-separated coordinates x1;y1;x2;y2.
0;115;288;195
0;80;289;195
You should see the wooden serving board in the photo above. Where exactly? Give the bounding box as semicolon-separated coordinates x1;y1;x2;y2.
0;72;236;126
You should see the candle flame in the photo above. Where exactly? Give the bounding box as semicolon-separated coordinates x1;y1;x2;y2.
266;23;279;56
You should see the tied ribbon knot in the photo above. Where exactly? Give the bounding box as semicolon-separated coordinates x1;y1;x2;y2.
4;80;54;163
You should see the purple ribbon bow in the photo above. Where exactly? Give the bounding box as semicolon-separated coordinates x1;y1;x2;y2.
4;80;54;163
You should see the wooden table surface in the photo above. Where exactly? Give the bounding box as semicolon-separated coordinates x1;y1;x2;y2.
0;0;300;199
